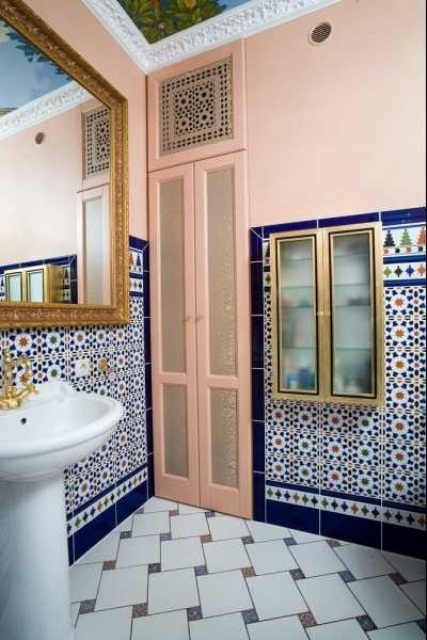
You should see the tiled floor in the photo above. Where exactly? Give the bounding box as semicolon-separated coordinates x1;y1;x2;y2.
70;497;426;640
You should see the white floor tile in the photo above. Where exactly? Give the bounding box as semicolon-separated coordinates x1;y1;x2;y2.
132;609;189;640
307;619;368;640
77;533;120;564
190;613;249;640
71;603;80;627
288;528;324;544
143;497;178;512
95;565;148;610
208;515;250;541
170;513;209;538
116;535;160;568
75;607;132;640
334;544;395;579
70;563;103;603
247;572;308;621
203;539;251;573
197;570;252;618
382;552;426;582
348;576;423;628
149;568;199;614
179;503;207;514
298;574;364;624
247;520;291;542
368;622;426;640
161;537;205;571
115;515;133;532
289;541;346;577
401;580;426;615
247;616;307;640
132;512;170;537
246;540;298;575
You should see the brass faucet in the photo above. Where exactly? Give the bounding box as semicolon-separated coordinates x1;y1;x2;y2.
0;349;37;410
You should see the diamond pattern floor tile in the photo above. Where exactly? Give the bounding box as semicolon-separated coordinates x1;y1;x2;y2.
68;499;426;640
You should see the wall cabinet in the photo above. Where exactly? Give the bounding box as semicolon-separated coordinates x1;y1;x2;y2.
270;223;384;405
149;152;252;518
4;265;62;303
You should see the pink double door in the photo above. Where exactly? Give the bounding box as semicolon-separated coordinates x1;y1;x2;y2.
149;152;252;518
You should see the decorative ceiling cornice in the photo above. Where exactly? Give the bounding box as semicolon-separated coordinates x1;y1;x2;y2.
0;82;91;141
81;0;342;73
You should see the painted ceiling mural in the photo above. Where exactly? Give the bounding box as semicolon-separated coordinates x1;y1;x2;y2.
116;0;251;43
0;19;70;114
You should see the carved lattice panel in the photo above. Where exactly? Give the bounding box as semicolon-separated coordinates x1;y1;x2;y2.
159;56;233;155
83;106;110;177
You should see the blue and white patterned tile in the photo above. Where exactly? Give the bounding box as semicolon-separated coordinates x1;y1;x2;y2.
384;286;426;319
321;463;351;494
382;223;426;255
65;326;94;353
320;404;353;433
383;260;426;285
385;379;426;412
4;330;38;357
383;410;425;442
349;465;381;499
383;470;426;506
384;441;426;476
350;437;382;467
288;456;319;488
289;429;319;457
130;297;144;324
350;406;383;439
321;432;351;464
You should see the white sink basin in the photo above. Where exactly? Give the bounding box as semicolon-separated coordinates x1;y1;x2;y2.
0;382;124;640
0;382;123;481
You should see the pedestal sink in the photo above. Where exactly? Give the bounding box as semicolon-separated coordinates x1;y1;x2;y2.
0;382;123;640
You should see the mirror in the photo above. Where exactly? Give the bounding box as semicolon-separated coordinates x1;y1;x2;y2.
0;0;128;328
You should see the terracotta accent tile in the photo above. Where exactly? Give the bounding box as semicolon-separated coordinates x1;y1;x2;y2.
132;603;148;618
103;560;116;571
241;567;256;578
200;534;212;543
298;612;317;628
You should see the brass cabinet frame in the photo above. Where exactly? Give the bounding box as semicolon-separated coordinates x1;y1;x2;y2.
0;0;129;328
270;222;384;406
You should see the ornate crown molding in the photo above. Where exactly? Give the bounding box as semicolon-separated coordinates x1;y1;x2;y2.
0;82;90;141
82;0;341;73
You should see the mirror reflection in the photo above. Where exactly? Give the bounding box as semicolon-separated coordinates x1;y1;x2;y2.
0;18;112;306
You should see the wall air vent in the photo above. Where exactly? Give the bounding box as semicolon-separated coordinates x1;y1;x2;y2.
159;56;233;156
309;21;332;45
83;106;110;178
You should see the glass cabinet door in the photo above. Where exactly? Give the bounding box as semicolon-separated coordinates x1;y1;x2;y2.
328;229;378;399
273;234;319;396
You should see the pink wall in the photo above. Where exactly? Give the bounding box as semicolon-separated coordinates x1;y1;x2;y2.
25;0;147;239
246;0;426;226
0;108;80;264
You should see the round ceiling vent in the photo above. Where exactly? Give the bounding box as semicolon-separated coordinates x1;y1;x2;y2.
309;22;332;45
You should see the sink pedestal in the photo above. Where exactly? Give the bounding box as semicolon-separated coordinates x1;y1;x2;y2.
0;475;74;640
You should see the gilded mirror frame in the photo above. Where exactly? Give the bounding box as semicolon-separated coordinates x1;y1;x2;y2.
0;0;129;328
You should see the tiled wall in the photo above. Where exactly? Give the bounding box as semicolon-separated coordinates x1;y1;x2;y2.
251;208;426;559
0;236;153;563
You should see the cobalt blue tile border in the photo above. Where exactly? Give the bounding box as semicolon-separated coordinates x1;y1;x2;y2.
147;453;155;499
74;503;116;562
382;521;426;560
267;498;320;534
251;315;264;369
129;235;147;251
318;212;380;227
384;279;426;288
380;207;426;226
263;218;318;237
383;254;426;265
252;421;265;473
116;479;148;525
250;228;264;261
321;510;381;548
146;408;153;455
253;472;266;522
250;262;264;315
252;368;265;422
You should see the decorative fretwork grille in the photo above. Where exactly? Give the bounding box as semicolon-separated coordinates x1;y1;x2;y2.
159;56;233;155
83;106;110;177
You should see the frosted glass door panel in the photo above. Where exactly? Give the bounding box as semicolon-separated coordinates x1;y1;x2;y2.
160;179;186;373
330;231;375;397
5;273;23;301
163;385;189;478
277;237;318;394
207;169;237;376
211;389;238;488
27;270;44;302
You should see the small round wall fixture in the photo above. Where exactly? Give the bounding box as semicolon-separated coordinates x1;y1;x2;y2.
35;131;45;144
309;21;332;45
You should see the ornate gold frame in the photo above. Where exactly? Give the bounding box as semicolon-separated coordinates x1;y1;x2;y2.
0;0;129;328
